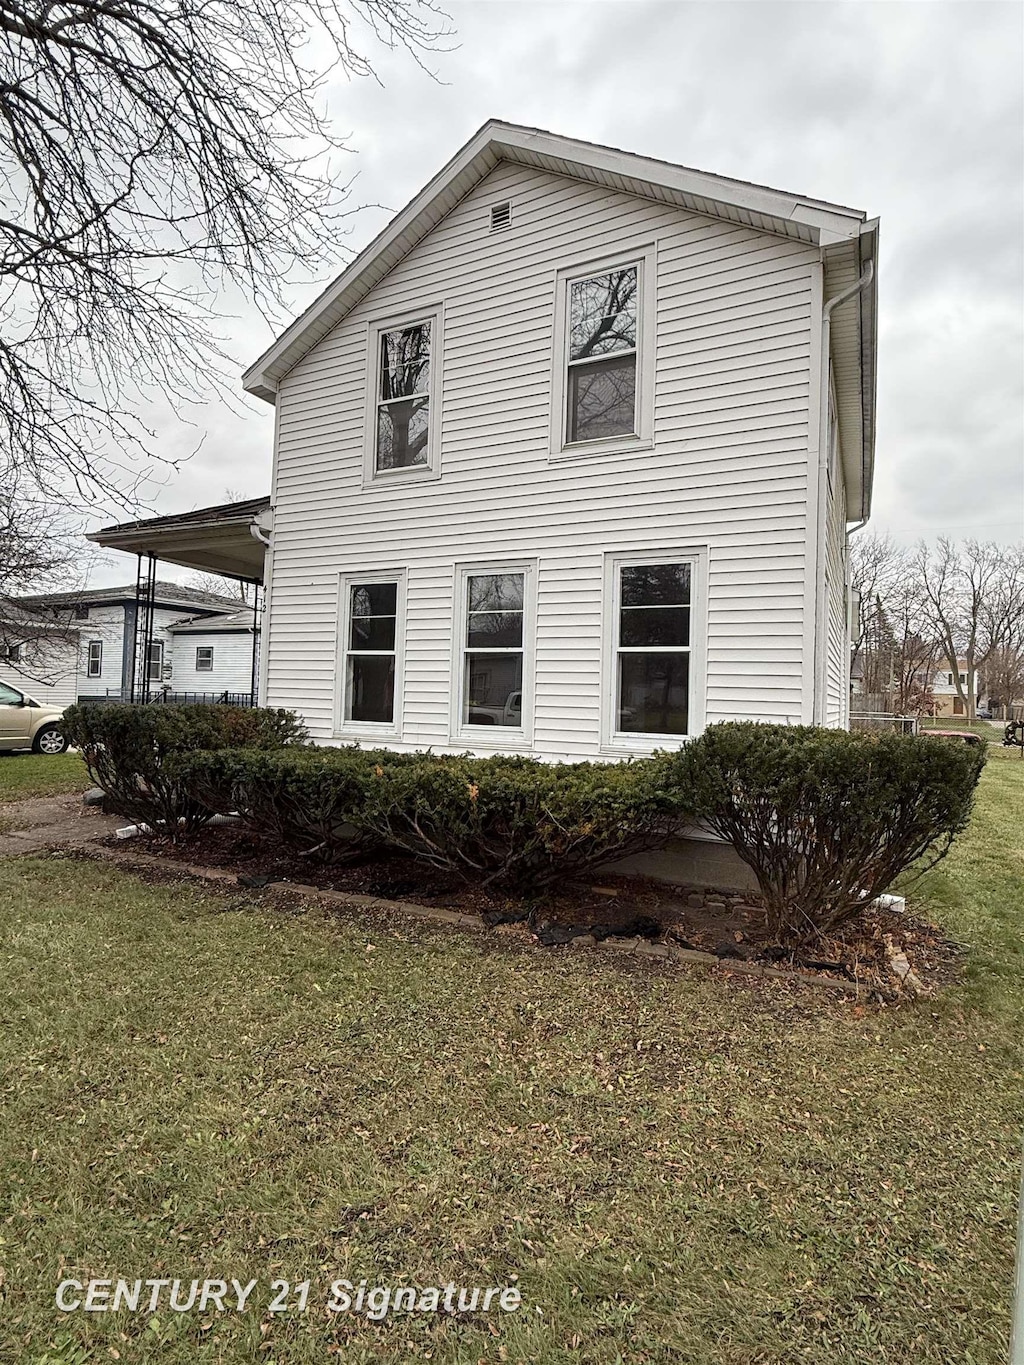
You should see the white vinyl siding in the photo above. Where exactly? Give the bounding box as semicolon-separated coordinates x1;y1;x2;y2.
267;160;820;756
169;631;255;692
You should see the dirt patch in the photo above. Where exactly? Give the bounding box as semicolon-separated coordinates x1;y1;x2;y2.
117;822;962;996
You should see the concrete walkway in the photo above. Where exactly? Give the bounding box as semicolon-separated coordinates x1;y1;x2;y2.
0;794;123;857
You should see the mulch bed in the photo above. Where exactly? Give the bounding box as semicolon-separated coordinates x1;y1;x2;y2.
108;822;963;996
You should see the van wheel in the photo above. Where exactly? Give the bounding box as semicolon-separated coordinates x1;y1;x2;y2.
33;725;69;755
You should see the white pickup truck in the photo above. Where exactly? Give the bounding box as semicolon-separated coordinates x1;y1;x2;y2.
467;691;522;727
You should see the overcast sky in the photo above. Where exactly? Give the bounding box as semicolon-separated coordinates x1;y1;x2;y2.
85;0;1024;586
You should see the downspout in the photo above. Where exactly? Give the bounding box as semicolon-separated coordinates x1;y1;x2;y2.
813;259;875;725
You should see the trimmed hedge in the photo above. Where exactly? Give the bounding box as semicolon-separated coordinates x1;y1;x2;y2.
675;722;986;943
167;745;413;864
63;703;308;838
171;746;689;895
359;750;687;895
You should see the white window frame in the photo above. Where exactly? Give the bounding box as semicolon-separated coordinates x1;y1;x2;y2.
362;305;443;489
195;646;214;672
450;560;536;750
146;640;164;682
550;245;656;462
334;569;407;741
601;547;707;754
87;640;103;677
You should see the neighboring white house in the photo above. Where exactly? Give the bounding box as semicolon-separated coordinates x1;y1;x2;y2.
1;583;256;706
237;122;877;769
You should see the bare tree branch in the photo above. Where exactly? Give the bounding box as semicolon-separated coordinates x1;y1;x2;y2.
0;0;452;507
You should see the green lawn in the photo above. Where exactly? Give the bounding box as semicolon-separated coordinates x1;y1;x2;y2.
0;758;1021;1363
0;751;90;803
918;716;1005;740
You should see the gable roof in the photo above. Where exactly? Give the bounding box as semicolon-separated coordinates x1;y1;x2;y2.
243;120;878;519
244;121;870;402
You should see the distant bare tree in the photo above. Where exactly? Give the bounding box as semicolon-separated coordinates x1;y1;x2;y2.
914;539;1024;720
849;532;904;674
185;571;252;606
0;0;450;507
984;620;1024;720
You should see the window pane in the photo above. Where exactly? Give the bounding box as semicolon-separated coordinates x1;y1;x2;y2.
350;615;396;650
347;654;395;724
0;682;23;704
570;268;637;360
618;653;689;735
620;605;690;648
377;398;429;469
467;611;523;648
568;354;636;442
467;573;524;613
621;563;691;608
380;324;430;400
464;653;523;726
352;583;397;617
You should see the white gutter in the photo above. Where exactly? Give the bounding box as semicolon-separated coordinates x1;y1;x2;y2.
812;260;875;725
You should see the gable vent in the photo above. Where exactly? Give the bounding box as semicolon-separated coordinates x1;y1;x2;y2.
489;200;512;232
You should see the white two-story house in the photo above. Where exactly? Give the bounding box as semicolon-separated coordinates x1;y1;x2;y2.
238;123;876;766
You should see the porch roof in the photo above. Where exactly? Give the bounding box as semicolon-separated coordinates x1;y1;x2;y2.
89;497;271;583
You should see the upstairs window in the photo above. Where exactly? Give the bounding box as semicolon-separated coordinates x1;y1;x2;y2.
1;642;23;663
196;646;214;672
87;641;103;677
567;267;638;442
377;322;431;470
552;249;655;459
365;310;442;485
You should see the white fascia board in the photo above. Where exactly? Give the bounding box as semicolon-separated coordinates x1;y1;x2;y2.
242;120;868;403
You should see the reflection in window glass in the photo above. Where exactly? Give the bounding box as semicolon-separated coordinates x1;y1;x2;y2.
346;581;398;724
567;267;638;442
376;323;431;470
463;572;524;727
616;562;691;735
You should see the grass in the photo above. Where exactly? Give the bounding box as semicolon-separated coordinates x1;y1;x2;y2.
0;761;1021;1363
0;752;90;803
918;716;1005;740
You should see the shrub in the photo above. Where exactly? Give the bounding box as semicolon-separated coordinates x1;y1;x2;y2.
171;745;689;894
63;703;308;838
358;750;688;896
168;745;411;862
675;722;986;943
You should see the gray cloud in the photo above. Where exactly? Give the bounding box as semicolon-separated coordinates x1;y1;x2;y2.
83;0;1024;583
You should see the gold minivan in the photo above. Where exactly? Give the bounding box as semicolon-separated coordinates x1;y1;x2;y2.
0;679;70;754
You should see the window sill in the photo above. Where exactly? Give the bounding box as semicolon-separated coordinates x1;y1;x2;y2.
549;435;653;465
451;729;531;751
361;462;441;492
599;734;691;757
333;724;402;745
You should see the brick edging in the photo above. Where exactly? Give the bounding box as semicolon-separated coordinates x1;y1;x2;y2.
73;842;892;1000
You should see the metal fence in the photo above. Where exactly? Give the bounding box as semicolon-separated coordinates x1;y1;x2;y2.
78;689;254;708
850;713;919;735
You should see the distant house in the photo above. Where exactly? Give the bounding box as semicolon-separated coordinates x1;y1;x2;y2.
1;583;257;707
927;660;975;718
